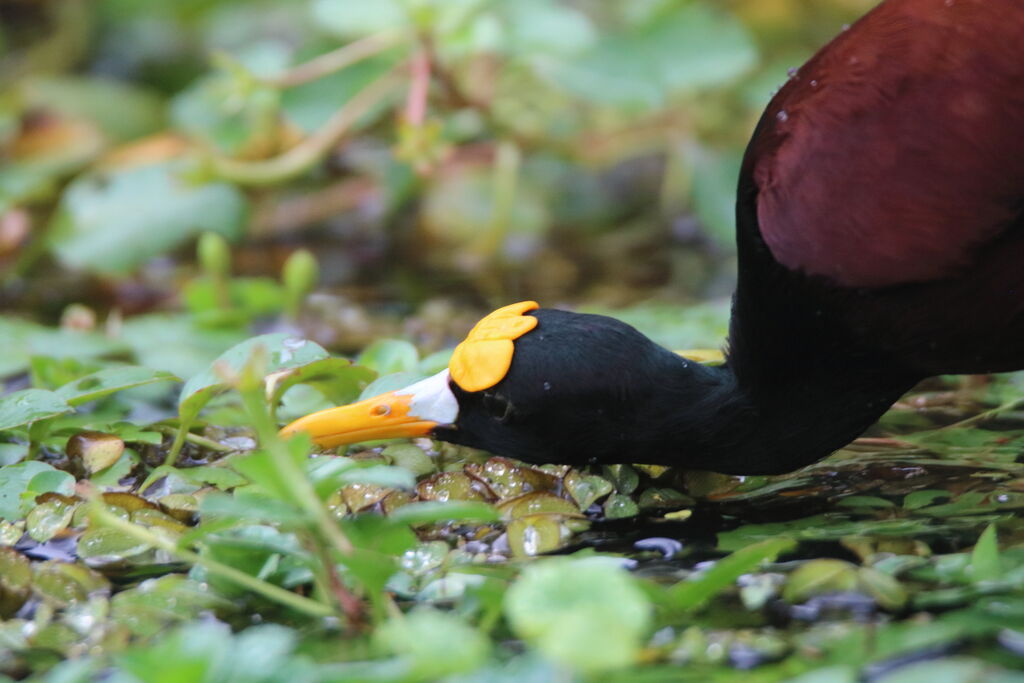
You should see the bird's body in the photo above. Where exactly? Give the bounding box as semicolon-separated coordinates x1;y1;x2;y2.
283;0;1024;475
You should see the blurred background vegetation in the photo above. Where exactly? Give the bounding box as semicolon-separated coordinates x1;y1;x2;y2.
1;0;873;358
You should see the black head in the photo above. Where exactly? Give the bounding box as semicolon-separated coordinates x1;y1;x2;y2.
434;309;735;467
281;307;743;469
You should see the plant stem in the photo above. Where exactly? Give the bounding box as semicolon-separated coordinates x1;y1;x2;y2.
163;418;192;468
153;425;234;453
209;72;400;186
264;31;405;88
89;504;334;618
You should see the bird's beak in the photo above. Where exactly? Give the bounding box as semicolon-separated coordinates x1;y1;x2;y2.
279;369;459;448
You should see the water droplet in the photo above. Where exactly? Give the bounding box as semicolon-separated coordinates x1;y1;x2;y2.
787;67;798;77
810;79;818;87
776;110;789;122
841;23;850;31
543;381;551;391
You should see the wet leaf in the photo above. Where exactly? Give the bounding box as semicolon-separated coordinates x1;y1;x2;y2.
25;498;76;543
603;464;640;494
383;443;437;477
32;561;110;606
498;492;582;520
563;470;613;510
603;493;639;519
417;472;492;502
470;457;559;499
507;515;565;557
66;431;125;473
0;547;32;618
77;527;153;565
0;462;74;521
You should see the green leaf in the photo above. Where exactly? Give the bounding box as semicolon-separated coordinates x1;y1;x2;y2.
690;146;742;248
55;366;179;406
118;313;249;380
377;608;490;679
389;501;500;525
178;334;329;422
23;76;166;143
311;0;406;38
667;537;795;612
546;1;756;108
0;389;72;432
0;462;72;521
505;557;652;673
356;339;420;375
266;357;375;409
49;161;248;275
969;524;1003;582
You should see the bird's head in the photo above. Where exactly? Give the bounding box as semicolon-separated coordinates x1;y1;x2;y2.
280;302;723;466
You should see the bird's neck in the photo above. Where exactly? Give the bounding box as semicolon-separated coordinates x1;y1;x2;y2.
667;354;916;475
664;194;922;473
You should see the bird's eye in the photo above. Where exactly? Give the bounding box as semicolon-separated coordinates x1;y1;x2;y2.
482;391;515;422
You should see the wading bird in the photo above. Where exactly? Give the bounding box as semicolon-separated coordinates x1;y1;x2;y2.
283;0;1024;474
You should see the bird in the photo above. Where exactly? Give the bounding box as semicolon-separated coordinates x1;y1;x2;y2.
282;0;1024;475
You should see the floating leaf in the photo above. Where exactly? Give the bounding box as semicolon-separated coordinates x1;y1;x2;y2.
858;567;908;611
26;498;76;543
0;547;32;618
66;431;126;474
498;492;581;520
388;500;499;525
0;462;73;521
32;561;110;606
383;444;437;478
603;493;639;520
563;470;613;510
507;515;564;557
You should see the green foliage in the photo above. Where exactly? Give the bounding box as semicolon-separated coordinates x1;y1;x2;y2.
49;161;248;274
505;557;652;673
